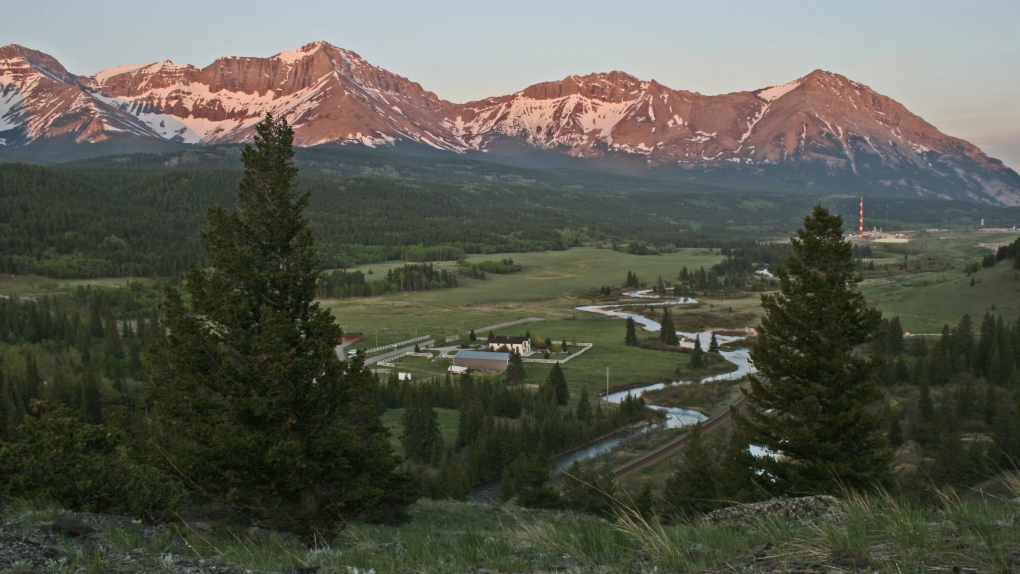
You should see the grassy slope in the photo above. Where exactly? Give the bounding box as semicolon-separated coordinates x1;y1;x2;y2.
860;231;1020;332
10;489;1020;573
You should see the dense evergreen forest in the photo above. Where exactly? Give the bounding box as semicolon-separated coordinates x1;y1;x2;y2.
3;161;1017;279
378;370;652;500
0;289;650;514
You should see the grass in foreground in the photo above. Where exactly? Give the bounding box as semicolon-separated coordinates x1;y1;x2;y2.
9;482;1020;573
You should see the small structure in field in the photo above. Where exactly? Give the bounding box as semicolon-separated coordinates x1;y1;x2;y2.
398;372;412;381
453;350;510;373
340;332;363;343
488;336;531;355
448;365;468;375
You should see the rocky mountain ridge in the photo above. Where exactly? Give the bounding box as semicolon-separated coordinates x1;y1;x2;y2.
2;41;1018;205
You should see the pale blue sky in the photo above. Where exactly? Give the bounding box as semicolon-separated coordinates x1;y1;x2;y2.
3;0;1018;169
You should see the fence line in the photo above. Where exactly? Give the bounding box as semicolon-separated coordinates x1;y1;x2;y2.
523;343;593;364
366;334;430;354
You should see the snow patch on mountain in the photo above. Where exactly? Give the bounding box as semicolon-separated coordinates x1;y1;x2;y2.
91;63;147;85
758;80;803;102
276;42;324;65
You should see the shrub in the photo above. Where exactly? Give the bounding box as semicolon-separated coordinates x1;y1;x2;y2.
0;401;183;520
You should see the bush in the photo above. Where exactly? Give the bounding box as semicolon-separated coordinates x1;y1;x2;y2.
0;402;183;520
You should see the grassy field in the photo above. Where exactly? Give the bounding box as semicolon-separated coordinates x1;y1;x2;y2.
859;231;1020;332
323;247;725;347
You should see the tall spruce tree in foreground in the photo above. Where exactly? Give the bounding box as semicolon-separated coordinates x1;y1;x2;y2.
149;114;411;531
734;205;890;495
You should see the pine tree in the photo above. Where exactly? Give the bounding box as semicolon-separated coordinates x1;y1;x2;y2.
632;481;655;520
886;316;905;355
575;385;592;423
149;114;411;530
101;310;123;359
952;314;975;370
544;362;569;406
708;333;720;353
562;461;617;517
400;387;443;465
625;316;638;346
505;350;526;383
734;205;890;495
469;329;477;342
662;423;718;518
689;340;706;370
659;309;679;346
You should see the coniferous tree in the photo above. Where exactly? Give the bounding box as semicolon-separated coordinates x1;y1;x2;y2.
561;461;617;517
400;387;443;465
662;423;718;518
505;350;526;383
886;316;905;355
689;339;706;370
149;114;411;530
953;314;975;370
734;205;890;495
659;309;679;346
469;329;477;342
575;385;592;423
632;481;655;520
625;316;638;346
102;310;122;359
544;362;569;406
708;333;720;353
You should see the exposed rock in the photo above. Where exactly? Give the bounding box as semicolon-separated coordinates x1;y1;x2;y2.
49;514;96;537
702;495;843;524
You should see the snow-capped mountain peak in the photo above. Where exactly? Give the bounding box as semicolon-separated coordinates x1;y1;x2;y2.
0;43;1017;205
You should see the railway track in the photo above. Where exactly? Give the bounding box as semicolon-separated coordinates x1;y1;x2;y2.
612;392;752;479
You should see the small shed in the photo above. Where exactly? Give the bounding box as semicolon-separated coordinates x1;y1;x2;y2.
453;350;510;373
341;332;364;342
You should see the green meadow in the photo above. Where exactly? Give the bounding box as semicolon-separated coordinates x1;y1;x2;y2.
860;231;1020;332
323;247;725;348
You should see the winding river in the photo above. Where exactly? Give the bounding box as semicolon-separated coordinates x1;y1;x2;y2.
469;297;756;501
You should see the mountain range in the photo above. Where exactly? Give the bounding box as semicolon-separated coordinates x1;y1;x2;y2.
2;41;1018;206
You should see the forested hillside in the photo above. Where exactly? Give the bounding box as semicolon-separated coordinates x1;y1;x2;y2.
2;161;1018;279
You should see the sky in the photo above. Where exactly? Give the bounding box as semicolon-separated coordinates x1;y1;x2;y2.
3;0;1019;170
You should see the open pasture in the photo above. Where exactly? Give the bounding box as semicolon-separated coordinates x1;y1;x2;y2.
860;231;1020;331
323;247;725;348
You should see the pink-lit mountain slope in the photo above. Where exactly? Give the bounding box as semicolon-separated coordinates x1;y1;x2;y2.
2;42;1018;205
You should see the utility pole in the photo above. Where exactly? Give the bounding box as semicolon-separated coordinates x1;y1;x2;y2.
606;366;610;398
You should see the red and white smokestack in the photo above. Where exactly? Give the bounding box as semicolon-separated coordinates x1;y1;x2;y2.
859;197;864;235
